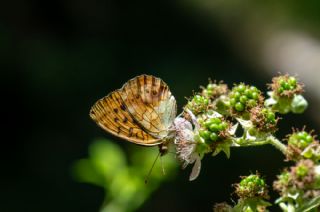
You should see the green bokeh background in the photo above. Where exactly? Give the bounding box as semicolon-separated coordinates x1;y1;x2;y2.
2;1;320;211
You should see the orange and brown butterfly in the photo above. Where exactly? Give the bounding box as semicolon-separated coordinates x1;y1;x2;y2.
89;75;177;155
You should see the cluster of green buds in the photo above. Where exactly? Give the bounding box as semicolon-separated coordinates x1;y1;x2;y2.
236;174;269;199
214;174;270;212
286;129;320;161
250;107;278;133
201;81;228;99
273;170;290;195
183;74;319;211
271;75;302;98
288;130;314;149
198;116;229;144
266;75;307;114
274;160;320;211
229;84;262;114
295;161;311;180
182;74;309;175
186;94;209;115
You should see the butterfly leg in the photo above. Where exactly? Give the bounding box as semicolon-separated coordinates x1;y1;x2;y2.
158;143;168;156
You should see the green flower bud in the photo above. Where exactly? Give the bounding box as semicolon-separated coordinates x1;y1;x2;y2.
230;98;236;106
219;122;228;131
240;95;248;104
251;92;259;100
207;83;214;90
250;86;258;92
209;123;220;132
266;112;275;122
235;102;245;111
204;120;213;128
291;95;308;114
247;99;257;107
210;132;218;141
283;82;290;90
296;164;309;178
238;84;246;92
211;118;222;124
288;76;297;86
306;135;313;143
234;91;241;100
199;129;211;140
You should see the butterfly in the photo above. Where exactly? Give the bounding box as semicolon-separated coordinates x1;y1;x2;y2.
89;75;177;154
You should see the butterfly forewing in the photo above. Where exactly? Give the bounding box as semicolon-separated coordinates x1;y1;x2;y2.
90;90;162;146
120;75;177;139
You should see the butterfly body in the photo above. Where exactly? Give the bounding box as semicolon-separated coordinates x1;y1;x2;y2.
90;75;177;147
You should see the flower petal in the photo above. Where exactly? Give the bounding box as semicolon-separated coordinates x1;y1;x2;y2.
189;154;201;181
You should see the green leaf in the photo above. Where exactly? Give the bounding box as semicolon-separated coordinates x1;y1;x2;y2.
89;139;126;179
212;141;231;158
236;118;253;130
71;158;106;187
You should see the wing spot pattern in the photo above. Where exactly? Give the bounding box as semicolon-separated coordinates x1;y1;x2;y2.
90;90;162;145
90;75;176;144
118;75;177;138
120;103;126;111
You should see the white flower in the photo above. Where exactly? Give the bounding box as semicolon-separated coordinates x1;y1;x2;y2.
174;116;201;181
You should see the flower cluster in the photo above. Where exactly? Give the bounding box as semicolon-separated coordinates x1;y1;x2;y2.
186;94;209;115
286;128;320;161
214;174;270;212
202;81;228;99
270;75;303;98
236;174;269;199
288;130;314;149
173;74;320;211
267;128;320;211
273;159;320;211
266;75;307;114
229;84;262;114
199;116;229;144
250;107;278;133
174;74;309;182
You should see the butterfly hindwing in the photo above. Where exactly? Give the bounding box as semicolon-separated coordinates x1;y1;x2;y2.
120;75;177;139
89;90;162;146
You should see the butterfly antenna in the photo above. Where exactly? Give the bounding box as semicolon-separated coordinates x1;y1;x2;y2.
145;151;161;184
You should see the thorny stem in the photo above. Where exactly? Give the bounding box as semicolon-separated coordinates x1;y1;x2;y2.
232;136;287;155
266;135;287;155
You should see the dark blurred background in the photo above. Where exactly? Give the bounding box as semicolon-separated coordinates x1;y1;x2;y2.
2;1;320;211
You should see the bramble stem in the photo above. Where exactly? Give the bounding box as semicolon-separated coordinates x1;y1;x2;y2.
266;136;287;155
231;136;287;155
